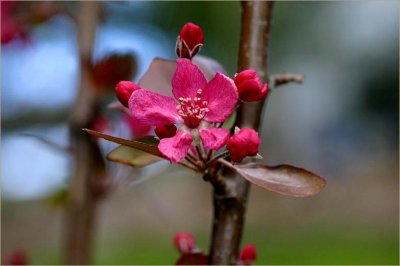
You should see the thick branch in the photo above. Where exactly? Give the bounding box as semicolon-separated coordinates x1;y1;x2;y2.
64;2;106;264
208;1;274;265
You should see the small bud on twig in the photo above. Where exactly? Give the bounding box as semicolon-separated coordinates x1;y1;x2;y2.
176;22;204;59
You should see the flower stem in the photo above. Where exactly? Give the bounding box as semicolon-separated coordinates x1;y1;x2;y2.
207;151;230;168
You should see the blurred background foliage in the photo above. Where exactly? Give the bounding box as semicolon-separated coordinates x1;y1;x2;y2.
1;1;398;265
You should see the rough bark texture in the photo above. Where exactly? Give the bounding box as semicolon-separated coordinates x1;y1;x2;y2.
64;2;107;264
208;1;274;264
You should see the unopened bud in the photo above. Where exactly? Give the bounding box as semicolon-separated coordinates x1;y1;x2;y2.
176;22;204;59
115;81;141;107
155;124;177;139
174;231;196;254
239;244;257;265
234;70;268;102
3;249;28;265
227;128;261;163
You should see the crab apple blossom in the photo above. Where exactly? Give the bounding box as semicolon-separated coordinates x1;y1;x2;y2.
174;231;196;254
115;81;141;107
239;244;257;265
129;58;238;163
234;69;268;102
176;22;204;59
227;127;261;163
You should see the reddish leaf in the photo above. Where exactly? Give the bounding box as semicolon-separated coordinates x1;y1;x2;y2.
84;129;199;171
138;56;227;96
192;55;227;78
107;145;162;167
138;58;176;96
83;128;164;158
234;163;326;197
175;253;208;265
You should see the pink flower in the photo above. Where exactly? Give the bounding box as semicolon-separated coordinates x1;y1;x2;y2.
239;244;257;265
129;59;238;163
227;128;261;163
234;70;268;102
174;231;196;254
115;81;141;107
176;22;204;59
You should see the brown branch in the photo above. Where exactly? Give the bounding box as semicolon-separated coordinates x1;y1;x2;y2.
208;1;274;264
63;2;106;264
269;73;304;88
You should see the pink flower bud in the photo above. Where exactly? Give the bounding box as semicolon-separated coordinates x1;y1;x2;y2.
234;70;268;102
155;124;177;139
176;22;204;59
174;231;196;254
115;81;141;107
227;128;261;163
240;244;257;265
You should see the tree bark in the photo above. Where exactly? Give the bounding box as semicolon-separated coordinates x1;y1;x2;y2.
64;2;106;264
208;1;274;264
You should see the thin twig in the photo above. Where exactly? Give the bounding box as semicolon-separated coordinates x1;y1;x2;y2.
269;73;304;88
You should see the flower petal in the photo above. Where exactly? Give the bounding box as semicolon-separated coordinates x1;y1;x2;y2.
202;72;238;123
123;112;152;139
158;130;193;163
129;89;181;127
172;58;207;100
199;127;230;150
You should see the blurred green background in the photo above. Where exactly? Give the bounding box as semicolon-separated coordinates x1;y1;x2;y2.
1;1;398;265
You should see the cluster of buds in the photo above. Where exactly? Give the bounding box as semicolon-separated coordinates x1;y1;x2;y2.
173;232;257;265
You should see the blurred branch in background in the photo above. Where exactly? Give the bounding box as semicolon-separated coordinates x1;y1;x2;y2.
64;2;106;264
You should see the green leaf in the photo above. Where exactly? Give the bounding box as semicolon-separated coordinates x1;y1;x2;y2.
83;129;165;158
234;163;326;197
222;110;237;130
107;145;162;167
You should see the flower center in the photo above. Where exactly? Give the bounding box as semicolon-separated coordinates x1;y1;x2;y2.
177;89;209;128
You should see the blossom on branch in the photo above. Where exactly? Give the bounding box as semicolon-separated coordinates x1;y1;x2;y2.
129;59;238;163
